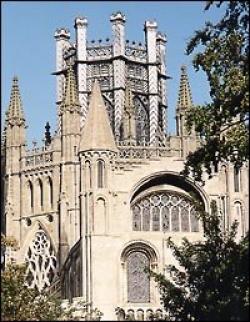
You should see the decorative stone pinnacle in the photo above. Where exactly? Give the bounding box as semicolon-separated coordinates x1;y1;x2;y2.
177;65;193;110
61;64;80;110
110;11;126;23
6;76;25;125
54;28;70;40
74;16;88;28
156;32;167;43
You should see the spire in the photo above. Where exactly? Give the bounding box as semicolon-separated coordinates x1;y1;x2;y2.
177;65;193;111
61;64;80;111
79;80;118;152
6;76;25;125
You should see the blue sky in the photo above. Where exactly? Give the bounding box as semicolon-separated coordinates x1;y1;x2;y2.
2;1;225;146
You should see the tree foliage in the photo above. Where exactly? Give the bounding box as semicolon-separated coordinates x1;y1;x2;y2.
150;201;249;321
1;263;64;321
183;1;249;181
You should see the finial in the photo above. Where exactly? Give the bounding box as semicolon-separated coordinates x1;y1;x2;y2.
44;121;51;146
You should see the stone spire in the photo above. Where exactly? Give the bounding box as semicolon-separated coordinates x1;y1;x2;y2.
122;86;136;143
6;76;25;125
177;65;193;111
79;80;118;152
61;64;81;111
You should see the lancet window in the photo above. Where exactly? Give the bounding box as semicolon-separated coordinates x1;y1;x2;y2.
132;191;200;232
38;179;43;208
234;166;241;192
97;160;105;188
134;97;149;144
127;251;150;303
25;229;57;292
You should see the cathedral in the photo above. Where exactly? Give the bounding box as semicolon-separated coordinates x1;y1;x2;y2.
2;12;249;321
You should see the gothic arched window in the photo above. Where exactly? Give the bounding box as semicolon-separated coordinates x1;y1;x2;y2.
134;97;149;144
127;251;150;303
48;177;53;208
25;229;57;292
234;201;245;238
122;243;157;304
85;161;92;189
27;181;34;210
38;179;43;208
234;166;241;192
131;191;199;233
97;160;105;188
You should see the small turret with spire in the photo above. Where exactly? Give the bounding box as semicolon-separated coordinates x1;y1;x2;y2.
5;76;26;171
60;64;81;161
176;65;193;137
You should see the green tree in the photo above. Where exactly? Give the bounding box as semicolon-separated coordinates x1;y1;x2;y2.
1;235;102;321
1;263;64;321
183;1;249;181
150;201;249;321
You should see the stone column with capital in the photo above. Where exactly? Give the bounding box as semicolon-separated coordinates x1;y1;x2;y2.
110;12;126;140
54;28;71;134
145;21;158;145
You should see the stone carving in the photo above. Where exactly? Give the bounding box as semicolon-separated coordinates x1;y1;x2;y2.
127;251;150;303
132;191;199;232
25;229;57;292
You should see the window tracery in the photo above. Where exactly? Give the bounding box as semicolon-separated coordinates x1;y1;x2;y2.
132;191;199;232
25;229;57;292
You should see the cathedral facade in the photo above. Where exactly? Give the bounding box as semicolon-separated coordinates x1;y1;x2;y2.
2;12;249;320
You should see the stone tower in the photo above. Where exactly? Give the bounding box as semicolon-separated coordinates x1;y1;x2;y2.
2;12;248;321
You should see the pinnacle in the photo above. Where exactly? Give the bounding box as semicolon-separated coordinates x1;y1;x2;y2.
6;76;25;123
177;65;193;110
63;64;80;108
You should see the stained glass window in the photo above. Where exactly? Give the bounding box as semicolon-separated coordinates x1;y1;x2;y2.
127;251;150;303
132;191;200;233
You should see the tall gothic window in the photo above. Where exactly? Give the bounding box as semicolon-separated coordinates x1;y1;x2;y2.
48;177;53;208
134;97;149;144
85;161;92;189
38;179;43;208
127;251;150;303
234;166;241;192
234;202;244;238
28;181;34;210
25;229;57;292
132;191;199;233
97;160;105;188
